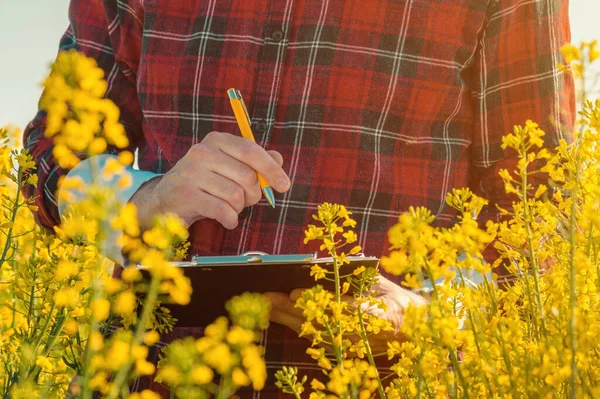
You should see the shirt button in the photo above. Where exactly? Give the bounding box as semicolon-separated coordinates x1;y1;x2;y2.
254;120;268;133
270;29;284;42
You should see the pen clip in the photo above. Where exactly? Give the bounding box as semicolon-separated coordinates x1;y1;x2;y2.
235;90;252;126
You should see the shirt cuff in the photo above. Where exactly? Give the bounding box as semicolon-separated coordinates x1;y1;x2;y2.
57;154;161;265
413;255;494;330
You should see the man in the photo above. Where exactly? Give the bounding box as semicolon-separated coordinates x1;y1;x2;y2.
24;0;574;396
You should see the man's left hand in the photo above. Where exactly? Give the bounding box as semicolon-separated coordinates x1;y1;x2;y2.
263;275;427;354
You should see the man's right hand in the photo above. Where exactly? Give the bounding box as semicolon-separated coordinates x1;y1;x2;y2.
130;131;291;231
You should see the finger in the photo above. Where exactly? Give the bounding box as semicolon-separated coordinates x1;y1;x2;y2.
264;292;304;319
199;171;247;214
290;289;354;304
263;292;292;308
289;289;304;302
268;308;303;334
200;151;263;208
264;292;298;312
208;133;291;193
193;190;239;229
267;150;284;167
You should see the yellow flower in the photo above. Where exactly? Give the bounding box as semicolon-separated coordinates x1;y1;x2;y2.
534;184;548;199
342;282;350;294
191;365;214;385
203;343;234;374
241;345;267;390
121;266;142;282
142;228;170;250
128;390;161;399
343;230;358;244
116;202;140;238
311;378;326;390
35;356;53;372
89;331;104;351
118;151;134;166
53;288;79;307
163;214;189;239
156;365;182;385
26;174;38;186
310;265;327;280
304;225;324;243
143;330;160;346
135;359;156;376
102;157;125;180
226;326;255;346
561;43;582;63
359;390;371;399
232;368;250;386
106;340;130;371
114;291;137;316
91;298;110;321
63;319;79;336
349;245;362;255
55;260;79;281
88;137;107;155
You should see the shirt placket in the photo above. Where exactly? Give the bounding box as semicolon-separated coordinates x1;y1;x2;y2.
248;0;295;145
235;0;296;255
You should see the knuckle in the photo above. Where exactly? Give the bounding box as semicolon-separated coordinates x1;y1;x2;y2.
215;199;230;215
189;143;212;158
241;167;258;186
247;186;262;206
230;186;245;210
204;131;223;142
217;205;238;229
239;141;261;162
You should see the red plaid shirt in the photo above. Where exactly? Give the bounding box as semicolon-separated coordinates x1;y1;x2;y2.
24;0;574;396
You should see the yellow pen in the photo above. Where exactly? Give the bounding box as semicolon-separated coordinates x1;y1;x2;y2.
227;88;276;208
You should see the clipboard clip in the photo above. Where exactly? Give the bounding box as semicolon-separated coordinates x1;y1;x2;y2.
188;251;369;266
190;252;318;266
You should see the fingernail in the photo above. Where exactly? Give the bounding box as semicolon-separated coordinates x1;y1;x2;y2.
263;293;278;305
277;177;291;191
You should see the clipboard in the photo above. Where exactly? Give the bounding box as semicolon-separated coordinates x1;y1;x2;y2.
146;252;379;326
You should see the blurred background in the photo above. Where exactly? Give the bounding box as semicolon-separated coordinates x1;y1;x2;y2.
0;0;597;129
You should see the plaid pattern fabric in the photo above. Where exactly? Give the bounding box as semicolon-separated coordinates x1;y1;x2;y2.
24;0;574;397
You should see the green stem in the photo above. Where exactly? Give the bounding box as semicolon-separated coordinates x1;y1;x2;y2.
325;322;344;367
423;262;468;399
216;377;234;399
568;165;579;399
566;64;587;399
23;315;68;386
514;252;537;338
23;302;57;381
355;282;386;399
81;260;104;399
106;272;161;399
327;231;345;370
456;268;494;395
481;275;519;397
519;147;547;336
0;168;22;266
26;284;36;335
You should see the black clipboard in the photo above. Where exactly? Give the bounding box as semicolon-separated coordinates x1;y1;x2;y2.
142;252;379;326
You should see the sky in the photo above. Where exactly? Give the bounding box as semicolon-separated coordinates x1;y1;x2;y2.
0;0;598;129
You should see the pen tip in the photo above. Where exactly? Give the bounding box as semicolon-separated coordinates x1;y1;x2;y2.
263;186;276;208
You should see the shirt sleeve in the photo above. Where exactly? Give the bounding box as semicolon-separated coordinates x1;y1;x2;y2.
22;0;145;231
469;0;575;279
58;155;161;264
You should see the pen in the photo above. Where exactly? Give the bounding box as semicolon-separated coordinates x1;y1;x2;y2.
227;88;276;208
